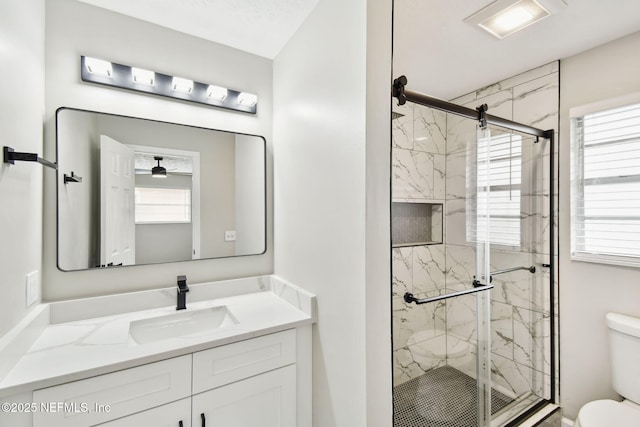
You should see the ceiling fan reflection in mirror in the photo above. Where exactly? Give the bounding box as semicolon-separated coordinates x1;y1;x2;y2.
151;156;166;178
133;152;192;177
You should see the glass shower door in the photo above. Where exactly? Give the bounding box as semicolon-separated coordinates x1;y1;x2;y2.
475;124;493;427
483;126;554;425
391;81;556;426
392;103;494;427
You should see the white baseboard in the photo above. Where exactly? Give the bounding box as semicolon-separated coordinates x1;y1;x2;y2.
562;416;574;427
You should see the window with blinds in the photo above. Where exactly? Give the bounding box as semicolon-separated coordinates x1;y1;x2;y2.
135;187;192;224
571;100;640;266
468;132;522;247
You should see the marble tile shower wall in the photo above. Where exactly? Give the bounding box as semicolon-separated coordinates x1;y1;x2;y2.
392;101;448;385
391;62;559;398
445;62;559;399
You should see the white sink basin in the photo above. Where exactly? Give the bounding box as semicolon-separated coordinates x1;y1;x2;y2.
129;306;238;344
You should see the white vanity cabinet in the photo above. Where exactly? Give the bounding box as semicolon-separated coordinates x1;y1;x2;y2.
30;330;297;427
97;398;191;427
192;365;296;427
0;277;314;427
32;355;192;427
191;329;297;427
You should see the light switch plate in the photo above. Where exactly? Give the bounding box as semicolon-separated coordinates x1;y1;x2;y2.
224;230;236;242
26;270;40;307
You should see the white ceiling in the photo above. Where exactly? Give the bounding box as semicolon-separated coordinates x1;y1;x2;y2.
394;0;640;99
76;0;640;99
76;0;320;59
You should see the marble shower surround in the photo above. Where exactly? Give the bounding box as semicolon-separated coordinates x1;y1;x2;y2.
392;102;446;201
392;62;559;402
392;100;449;386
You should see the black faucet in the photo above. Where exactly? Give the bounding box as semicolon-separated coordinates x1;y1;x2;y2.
176;275;189;310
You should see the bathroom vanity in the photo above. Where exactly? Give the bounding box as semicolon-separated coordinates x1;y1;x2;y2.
0;275;315;427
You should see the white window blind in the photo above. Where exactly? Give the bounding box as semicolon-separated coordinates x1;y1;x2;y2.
135;187;191;224
571;101;640;266
468;132;522;246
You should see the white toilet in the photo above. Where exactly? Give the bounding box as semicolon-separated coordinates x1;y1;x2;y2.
575;313;640;427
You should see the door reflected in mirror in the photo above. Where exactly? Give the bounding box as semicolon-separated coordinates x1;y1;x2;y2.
56;108;266;271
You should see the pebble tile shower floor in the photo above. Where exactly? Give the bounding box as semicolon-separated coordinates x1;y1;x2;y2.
393;366;514;427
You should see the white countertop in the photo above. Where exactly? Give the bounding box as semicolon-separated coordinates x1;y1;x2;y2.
0;275;315;398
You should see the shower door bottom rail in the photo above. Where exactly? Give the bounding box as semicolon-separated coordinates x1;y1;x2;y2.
403;284;493;305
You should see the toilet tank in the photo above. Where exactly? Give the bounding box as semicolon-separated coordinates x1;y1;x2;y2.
606;312;640;403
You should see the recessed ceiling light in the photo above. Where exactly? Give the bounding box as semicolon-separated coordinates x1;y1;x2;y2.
132;67;155;85
493;6;535;32
480;0;548;38
172;77;194;93
465;0;565;39
84;57;112;77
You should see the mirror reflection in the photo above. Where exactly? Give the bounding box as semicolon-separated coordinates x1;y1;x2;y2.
56;108;266;271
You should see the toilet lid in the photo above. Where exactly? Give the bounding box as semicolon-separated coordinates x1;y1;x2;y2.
577;400;640;427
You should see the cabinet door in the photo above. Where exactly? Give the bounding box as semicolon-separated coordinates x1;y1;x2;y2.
192;365;296;427
96;398;191;427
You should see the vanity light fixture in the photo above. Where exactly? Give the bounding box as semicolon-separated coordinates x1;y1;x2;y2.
132;67;155;85
207;85;228;101
80;56;257;114
465;0;566;39
238;92;258;107
172;77;194;94
84;57;112;77
151;156;167;178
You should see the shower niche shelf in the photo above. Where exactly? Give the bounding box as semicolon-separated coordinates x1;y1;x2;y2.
392;201;443;247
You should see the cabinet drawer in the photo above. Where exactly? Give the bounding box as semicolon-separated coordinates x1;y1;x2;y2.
96;398;191;427
192;329;295;394
33;355;191;427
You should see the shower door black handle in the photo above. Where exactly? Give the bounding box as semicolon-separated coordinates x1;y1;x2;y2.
404;284;493;305
201;413;206;427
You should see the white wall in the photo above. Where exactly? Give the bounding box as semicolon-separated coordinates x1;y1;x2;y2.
365;0;393;423
273;0;367;425
559;31;640;419
273;0;392;425
0;0;45;338
44;0;273;300
136;223;192;264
